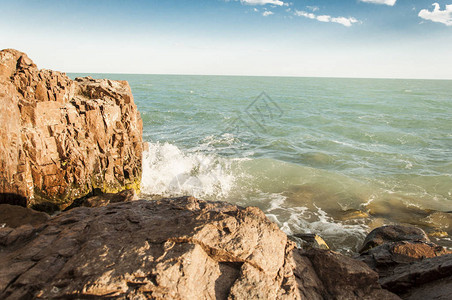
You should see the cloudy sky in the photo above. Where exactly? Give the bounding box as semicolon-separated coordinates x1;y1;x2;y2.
1;0;452;79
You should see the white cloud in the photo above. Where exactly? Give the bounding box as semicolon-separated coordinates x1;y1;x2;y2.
331;17;359;27
306;6;319;12
296;11;315;19
240;0;285;6
316;15;331;22
294;10;359;27
419;3;452;26
359;0;396;6
262;11;274;16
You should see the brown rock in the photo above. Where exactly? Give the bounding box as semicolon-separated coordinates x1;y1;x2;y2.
358;225;452;299
300;249;400;300
65;188;138;209
0;49;143;210
400;276;452;300
380;254;452;298
359;225;451;279
0;197;297;299
359;225;430;253
0;204;50;228
0;197;399;299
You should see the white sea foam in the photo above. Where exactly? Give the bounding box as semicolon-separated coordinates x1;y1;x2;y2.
141;142;236;198
268;193;287;212
264;194;368;252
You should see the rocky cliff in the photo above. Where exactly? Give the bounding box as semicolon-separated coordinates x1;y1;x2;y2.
0;49;142;210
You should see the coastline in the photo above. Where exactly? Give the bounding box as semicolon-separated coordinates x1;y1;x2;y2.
1;49;451;299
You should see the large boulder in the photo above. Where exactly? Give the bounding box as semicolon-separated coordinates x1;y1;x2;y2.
0;49;142;210
359;225;430;253
0;197;398;299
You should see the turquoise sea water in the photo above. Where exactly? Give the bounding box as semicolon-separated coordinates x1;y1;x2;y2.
71;74;452;253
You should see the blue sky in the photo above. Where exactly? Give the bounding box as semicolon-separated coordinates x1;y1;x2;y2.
1;0;451;79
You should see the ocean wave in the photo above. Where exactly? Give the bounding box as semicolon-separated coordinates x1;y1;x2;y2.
141;142;236;198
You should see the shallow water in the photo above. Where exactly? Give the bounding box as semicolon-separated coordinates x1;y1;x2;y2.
71;74;452;253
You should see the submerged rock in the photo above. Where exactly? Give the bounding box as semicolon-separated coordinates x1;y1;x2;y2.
0;49;143;210
0;197;398;299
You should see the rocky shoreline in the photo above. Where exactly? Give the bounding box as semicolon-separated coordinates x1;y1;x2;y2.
1;50;451;299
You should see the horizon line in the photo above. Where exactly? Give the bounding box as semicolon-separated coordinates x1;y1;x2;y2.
65;72;452;81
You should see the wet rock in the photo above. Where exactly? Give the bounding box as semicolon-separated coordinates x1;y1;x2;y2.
359;225;430;253
359;240;451;278
0;204;49;228
380;254;452;299
400;276;452;300
0;49;143;210
359;225;452;299
290;233;329;250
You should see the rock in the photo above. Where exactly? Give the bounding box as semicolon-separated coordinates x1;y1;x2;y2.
358;225;452;299
359;240;451;279
380;254;452;299
294;249;400;300
0;49;143;210
359;225;430;253
400;276;452;300
359;225;451;279
64;188;138;209
0;197;297;299
0;197;399;299
0;204;50;228
290;233;329;250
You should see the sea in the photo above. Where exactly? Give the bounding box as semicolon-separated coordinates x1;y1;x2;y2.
70;74;452;254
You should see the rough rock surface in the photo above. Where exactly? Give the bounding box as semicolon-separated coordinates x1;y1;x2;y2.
379;254;452;298
359;225;451;278
0;49;143;210
359;225;452;299
0;197;398;299
294;249;400;300
359;225;430;253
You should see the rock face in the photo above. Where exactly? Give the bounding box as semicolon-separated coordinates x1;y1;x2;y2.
0;49;142;210
0;197;398;299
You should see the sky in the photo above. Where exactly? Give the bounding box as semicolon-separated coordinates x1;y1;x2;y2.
1;0;452;79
